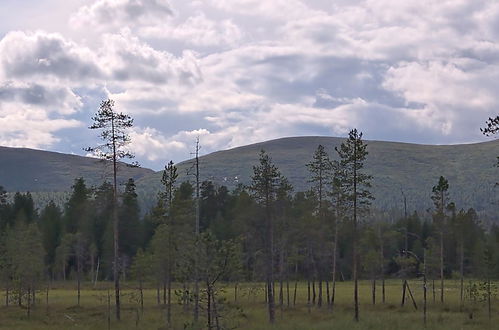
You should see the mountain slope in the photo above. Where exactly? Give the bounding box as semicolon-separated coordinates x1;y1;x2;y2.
136;136;499;216
0;146;154;192
0;137;497;218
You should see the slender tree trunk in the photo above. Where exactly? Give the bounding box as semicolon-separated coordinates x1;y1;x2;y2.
156;285;160;305
432;279;436;303
167;274;171;326
353;154;359;321
423;249;427;326
77;255;81;306
312;279;316;305
326;280;330;307
286;279;290;308
266;199;275;323
279;247;284;309
440;231;444;304
46;282;49;315
90;253;95;286
163;280;166;305
460;241;464;311
293;281;297;307
112;116;121;321
5;285;9;306
107;289;111;330
194;139;200;323
307;278;311;312
331;217;338;310
234;283;238;302
372;279;376;305
379;227;385;304
207;284;212;330
212;289;220;330
401;280;406;307
318;280;323;308
139;278;144;314
487;277;491;320
27;286;31;318
94;257;100;287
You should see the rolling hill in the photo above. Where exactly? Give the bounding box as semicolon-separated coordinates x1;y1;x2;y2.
1;137;498;219
135;136;499;218
0;146;154;192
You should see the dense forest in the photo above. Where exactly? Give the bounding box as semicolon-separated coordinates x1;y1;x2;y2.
0;126;498;327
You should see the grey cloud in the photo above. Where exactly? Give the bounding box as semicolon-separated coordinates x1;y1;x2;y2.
0;31;102;81
0;82;82;115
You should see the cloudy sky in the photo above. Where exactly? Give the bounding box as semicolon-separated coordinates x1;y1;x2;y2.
0;0;498;169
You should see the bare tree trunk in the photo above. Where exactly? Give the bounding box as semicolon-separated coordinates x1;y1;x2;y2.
156;285;160;305
5;285;8;306
372;279;376;305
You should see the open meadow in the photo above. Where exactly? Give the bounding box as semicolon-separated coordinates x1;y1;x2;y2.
0;279;496;330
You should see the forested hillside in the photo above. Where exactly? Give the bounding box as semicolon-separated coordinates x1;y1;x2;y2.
136;137;499;218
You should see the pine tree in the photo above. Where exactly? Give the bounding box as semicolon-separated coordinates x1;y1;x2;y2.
431;176;449;303
86;99;135;320
249;150;288;323
159;160;178;326
335;129;373;321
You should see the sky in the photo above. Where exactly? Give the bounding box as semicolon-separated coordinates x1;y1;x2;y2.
0;0;498;170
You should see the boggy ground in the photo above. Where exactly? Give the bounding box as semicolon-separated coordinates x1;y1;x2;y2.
0;279;496;329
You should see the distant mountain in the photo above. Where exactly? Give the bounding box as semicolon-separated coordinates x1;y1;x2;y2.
1;137;498;219
135;136;499;218
0;146;153;192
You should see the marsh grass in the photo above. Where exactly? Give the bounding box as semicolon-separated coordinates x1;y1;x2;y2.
0;279;496;329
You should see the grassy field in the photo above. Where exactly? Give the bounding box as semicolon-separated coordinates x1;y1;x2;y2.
0;279;496;329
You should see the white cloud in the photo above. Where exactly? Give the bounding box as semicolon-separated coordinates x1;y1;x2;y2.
70;0;174;30
139;13;243;47
0;102;81;148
